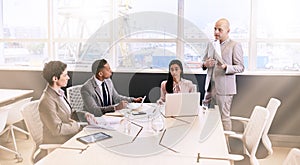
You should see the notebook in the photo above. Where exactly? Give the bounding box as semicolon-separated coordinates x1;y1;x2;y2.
164;92;200;117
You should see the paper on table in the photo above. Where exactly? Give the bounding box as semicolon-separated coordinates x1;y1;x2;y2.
98;116;123;124
85;116;123;130
127;103;142;111
212;40;224;64
105;111;124;117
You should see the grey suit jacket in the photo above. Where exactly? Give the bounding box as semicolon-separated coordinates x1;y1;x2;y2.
39;85;80;144
203;39;244;95
81;77;133;117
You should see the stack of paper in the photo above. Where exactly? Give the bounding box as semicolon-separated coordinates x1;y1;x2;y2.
212;40;224;64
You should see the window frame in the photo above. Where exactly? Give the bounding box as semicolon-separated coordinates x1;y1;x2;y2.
0;0;299;75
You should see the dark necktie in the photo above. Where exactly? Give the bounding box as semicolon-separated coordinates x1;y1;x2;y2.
102;82;111;106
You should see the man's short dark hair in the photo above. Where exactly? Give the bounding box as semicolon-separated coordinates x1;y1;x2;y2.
92;59;107;75
42;61;67;85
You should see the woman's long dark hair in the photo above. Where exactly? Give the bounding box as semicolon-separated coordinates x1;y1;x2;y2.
166;59;183;93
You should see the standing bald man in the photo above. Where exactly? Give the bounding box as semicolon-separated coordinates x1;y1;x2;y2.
201;18;244;130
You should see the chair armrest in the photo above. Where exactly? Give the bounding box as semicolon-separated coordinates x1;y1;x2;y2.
78;122;88;126
224;130;243;140
227;153;244;161
230;116;250;123
230;116;250;128
39;144;61;154
224;130;236;136
227;154;245;165
197;153;244;164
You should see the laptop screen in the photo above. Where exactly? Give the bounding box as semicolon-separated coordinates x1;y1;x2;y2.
164;92;200;117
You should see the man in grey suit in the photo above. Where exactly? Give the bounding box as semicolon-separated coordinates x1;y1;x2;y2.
202;18;244;130
81;59;142;117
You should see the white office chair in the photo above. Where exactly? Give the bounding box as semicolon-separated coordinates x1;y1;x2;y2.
0;106;23;162
192;84;198;92
21;100;61;163
261;98;281;156
283;148;300;165
66;85;86;121
230;97;281;158
225;106;269;165
1;97;32;155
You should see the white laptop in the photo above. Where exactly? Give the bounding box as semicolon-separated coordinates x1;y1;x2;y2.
164;92;200;117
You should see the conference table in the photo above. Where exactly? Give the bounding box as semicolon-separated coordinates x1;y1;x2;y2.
36;103;239;165
0;89;34;107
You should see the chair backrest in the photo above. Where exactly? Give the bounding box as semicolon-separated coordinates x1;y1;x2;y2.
21;100;43;147
0;107;9;133
263;97;281;137
6;97;33;125
192;84;198;92
243;106;269;163
66;85;83;112
283;148;300;165
259;97;282;157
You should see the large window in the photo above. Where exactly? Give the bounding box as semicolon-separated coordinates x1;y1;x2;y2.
0;0;47;67
0;0;300;73
184;0;250;70
255;0;300;71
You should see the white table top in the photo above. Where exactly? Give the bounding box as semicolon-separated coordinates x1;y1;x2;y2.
0;89;34;107
36;104;232;165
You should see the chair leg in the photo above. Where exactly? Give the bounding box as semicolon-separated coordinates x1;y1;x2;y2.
225;135;231;152
0;145;17;154
250;155;259;165
0;126;11;141
243;144;249;155
5;125;30;141
1;125;29;155
10;127;18;152
11;125;31;153
0;145;23;162
262;135;273;156
12;125;30;139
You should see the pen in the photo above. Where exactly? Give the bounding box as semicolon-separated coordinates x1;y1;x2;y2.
141;95;146;106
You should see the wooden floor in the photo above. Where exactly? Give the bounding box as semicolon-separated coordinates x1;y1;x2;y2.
0;131;291;165
0;132;34;165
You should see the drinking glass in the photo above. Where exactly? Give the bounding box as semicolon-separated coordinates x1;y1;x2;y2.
122;111;132;134
151;114;164;133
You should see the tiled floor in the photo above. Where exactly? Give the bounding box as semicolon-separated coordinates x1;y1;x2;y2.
0;131;292;165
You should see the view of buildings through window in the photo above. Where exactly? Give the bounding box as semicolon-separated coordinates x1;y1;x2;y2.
0;0;300;72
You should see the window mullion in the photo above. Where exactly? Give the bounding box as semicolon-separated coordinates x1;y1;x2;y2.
48;0;54;60
249;0;257;71
177;0;184;60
